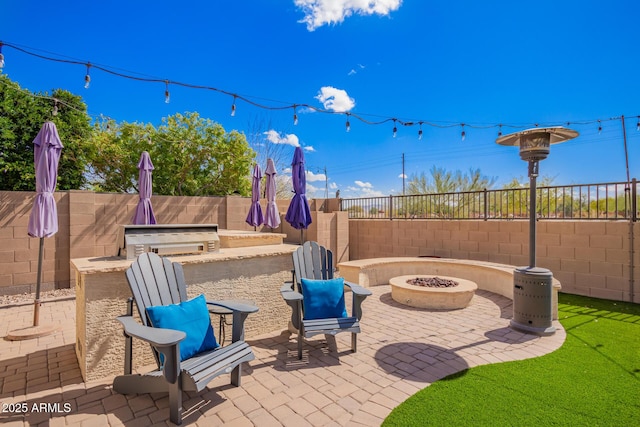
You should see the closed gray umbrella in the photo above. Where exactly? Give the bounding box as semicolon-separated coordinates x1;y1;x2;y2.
132;151;157;225
27;121;62;330
246;163;264;228
264;158;280;229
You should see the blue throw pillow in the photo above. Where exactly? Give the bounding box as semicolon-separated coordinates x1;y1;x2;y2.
300;277;348;320
146;294;219;363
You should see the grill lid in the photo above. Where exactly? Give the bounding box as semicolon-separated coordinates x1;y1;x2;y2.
117;224;220;259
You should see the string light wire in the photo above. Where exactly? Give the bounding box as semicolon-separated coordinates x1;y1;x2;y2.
0;41;638;137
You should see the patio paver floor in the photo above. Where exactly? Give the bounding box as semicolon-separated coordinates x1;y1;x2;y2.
0;286;565;426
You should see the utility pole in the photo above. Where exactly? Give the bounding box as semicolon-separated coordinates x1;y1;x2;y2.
324;166;328;212
402;153;405;196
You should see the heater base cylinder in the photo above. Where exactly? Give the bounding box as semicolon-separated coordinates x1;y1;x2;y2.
510;267;556;336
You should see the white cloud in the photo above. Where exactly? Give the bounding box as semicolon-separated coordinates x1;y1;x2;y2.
294;0;403;31
345;184;385;198
315;86;355;112
263;129;300;147
398;173;406;178
304;146;315;152
306;183;320;196
348;69;357;76
306;170;327;182
329;182;338;189
361;187;386;197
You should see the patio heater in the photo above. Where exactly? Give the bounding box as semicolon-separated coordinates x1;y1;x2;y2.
496;127;578;336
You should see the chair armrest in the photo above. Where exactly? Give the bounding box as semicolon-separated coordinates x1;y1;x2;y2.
207;300;259;314
343;281;371;321
280;290;303;331
281;290;303;302
116;315;186;347
280;281;295;293
116;315;183;385
344;281;373;297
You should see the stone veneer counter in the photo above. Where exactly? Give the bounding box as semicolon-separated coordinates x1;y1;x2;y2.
71;244;298;381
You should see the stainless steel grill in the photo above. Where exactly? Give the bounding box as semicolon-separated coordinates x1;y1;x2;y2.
117;224;220;259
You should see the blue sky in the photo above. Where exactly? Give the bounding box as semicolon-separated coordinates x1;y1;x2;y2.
2;0;639;198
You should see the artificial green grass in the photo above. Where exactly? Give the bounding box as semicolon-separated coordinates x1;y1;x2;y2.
383;293;640;426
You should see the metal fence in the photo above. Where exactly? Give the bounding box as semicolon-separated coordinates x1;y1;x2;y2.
340;180;639;221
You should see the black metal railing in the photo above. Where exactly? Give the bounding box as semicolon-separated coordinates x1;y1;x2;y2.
340;179;639;221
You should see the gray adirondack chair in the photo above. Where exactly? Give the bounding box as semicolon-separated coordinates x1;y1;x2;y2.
113;252;258;425
281;241;372;359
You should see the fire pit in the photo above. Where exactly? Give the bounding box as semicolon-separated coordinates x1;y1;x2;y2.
389;275;477;310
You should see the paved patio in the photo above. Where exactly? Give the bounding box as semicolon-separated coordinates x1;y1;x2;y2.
0;286;565;426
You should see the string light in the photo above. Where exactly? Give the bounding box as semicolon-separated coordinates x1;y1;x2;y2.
392;119;397;138
52;98;58;116
84;63;91;89
293;105;298;125
598;119;602;134
1;41;639;140
418;121;423;140
164;80;170;104
231;95;237;116
497;124;502;137
345;113;351;132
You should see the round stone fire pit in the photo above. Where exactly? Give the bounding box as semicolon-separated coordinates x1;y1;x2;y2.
390;275;477;310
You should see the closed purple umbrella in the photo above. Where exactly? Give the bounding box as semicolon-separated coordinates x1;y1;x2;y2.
285;147;312;243
27;121;63;328
246;163;264;227
132;151;157;225
264;158;280;229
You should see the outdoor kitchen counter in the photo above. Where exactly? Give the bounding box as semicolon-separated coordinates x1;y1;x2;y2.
71;244;298;381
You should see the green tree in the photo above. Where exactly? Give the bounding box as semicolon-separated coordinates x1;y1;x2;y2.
407;166;497;194
0;74;92;190
404;166;497;218
88;112;255;196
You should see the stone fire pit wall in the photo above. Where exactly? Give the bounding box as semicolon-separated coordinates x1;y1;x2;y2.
338;257;561;317
72;244;297;382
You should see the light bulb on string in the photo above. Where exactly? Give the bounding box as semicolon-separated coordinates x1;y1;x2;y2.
231;95;237;116
497;124;503;137
84;63;91;89
164;81;170;104
52;99;58;117
0;43;5;70
418;122;423;140
293;105;298;125
598;120;602;134
461;124;466;141
392;119;397;138
345;113;351;132
636;116;639;132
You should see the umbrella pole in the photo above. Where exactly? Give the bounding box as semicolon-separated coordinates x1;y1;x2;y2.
300;229;303;245
33;237;44;327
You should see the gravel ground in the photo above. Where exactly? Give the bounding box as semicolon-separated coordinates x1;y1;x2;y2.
0;288;76;306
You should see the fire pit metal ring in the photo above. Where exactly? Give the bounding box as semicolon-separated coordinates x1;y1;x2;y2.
389;274;478;310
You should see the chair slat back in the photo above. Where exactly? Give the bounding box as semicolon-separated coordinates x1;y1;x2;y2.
125;252;187;326
293;242;333;289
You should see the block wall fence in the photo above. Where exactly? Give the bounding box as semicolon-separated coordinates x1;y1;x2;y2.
0;190;343;295
349;219;639;303
1;190;638;303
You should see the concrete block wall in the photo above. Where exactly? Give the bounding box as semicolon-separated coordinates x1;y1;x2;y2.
0;191;70;294
0;190;346;295
0;190;240;294
348;219;640;303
